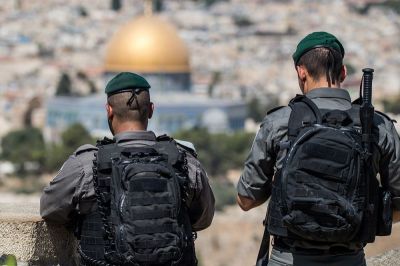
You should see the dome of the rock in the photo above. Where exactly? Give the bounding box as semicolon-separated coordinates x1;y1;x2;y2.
104;16;190;74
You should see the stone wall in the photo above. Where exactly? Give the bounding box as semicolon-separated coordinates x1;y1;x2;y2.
1;199;400;265
368;249;400;266
0;202;78;265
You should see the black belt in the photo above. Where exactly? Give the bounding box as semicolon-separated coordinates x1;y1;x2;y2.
273;237;361;256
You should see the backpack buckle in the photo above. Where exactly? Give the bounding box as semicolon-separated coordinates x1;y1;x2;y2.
278;141;291;150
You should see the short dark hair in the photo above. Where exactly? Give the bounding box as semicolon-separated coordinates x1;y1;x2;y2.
296;47;343;86
107;90;151;123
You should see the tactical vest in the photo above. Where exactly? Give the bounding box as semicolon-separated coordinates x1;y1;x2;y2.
78;136;196;266
267;95;383;247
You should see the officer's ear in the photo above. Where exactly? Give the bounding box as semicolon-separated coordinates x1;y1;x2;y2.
106;103;113;119
296;65;307;82
148;102;154;119
340;65;347;83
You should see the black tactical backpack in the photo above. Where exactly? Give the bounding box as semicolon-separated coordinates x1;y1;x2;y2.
267;95;380;244
79;136;195;266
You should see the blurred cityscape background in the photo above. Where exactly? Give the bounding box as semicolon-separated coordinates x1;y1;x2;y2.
1;0;400;265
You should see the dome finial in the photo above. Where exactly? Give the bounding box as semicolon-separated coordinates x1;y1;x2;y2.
144;0;153;16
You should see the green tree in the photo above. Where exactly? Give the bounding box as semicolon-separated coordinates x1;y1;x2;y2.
61;123;93;148
378;1;400;14
207;71;221;97
191;0;228;7
247;98;265;122
0;254;17;266
77;71;97;94
233;14;253;27
55;72;72;96
355;1;400;15
1;127;46;174
211;179;237;211
77;5;88;17
174;128;254;176
154;0;164;12
111;0;122;11
346;63;357;76
45;123;95;172
383;96;400;114
247;95;280;123
204;0;227;7
45;144;71;173
174;128;253;210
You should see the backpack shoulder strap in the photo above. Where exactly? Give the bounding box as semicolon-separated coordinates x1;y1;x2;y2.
287;95;322;140
155;135;182;166
289;94;322;123
345;104;361;127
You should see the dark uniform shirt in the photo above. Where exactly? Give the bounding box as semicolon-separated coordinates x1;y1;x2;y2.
237;88;400;261
40;131;215;232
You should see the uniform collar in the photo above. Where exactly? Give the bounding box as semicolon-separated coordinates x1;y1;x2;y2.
114;130;156;143
306;88;351;102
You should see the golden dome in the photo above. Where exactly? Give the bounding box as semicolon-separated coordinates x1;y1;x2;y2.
104;16;190;73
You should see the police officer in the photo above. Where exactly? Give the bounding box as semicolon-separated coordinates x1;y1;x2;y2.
40;72;215;265
236;32;400;266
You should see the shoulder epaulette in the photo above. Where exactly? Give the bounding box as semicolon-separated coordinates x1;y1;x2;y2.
267;106;285;115
175;140;197;157
375;110;397;123
156;134;173;142
74;144;98;156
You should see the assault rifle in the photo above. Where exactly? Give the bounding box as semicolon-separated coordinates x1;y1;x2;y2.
359;68;376;242
359;68;392;237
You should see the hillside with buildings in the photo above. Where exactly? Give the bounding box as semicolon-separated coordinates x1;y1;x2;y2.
1;0;400;265
1;0;400;137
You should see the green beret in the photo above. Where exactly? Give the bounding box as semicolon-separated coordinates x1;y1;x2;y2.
292;31;345;64
105;72;151;95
